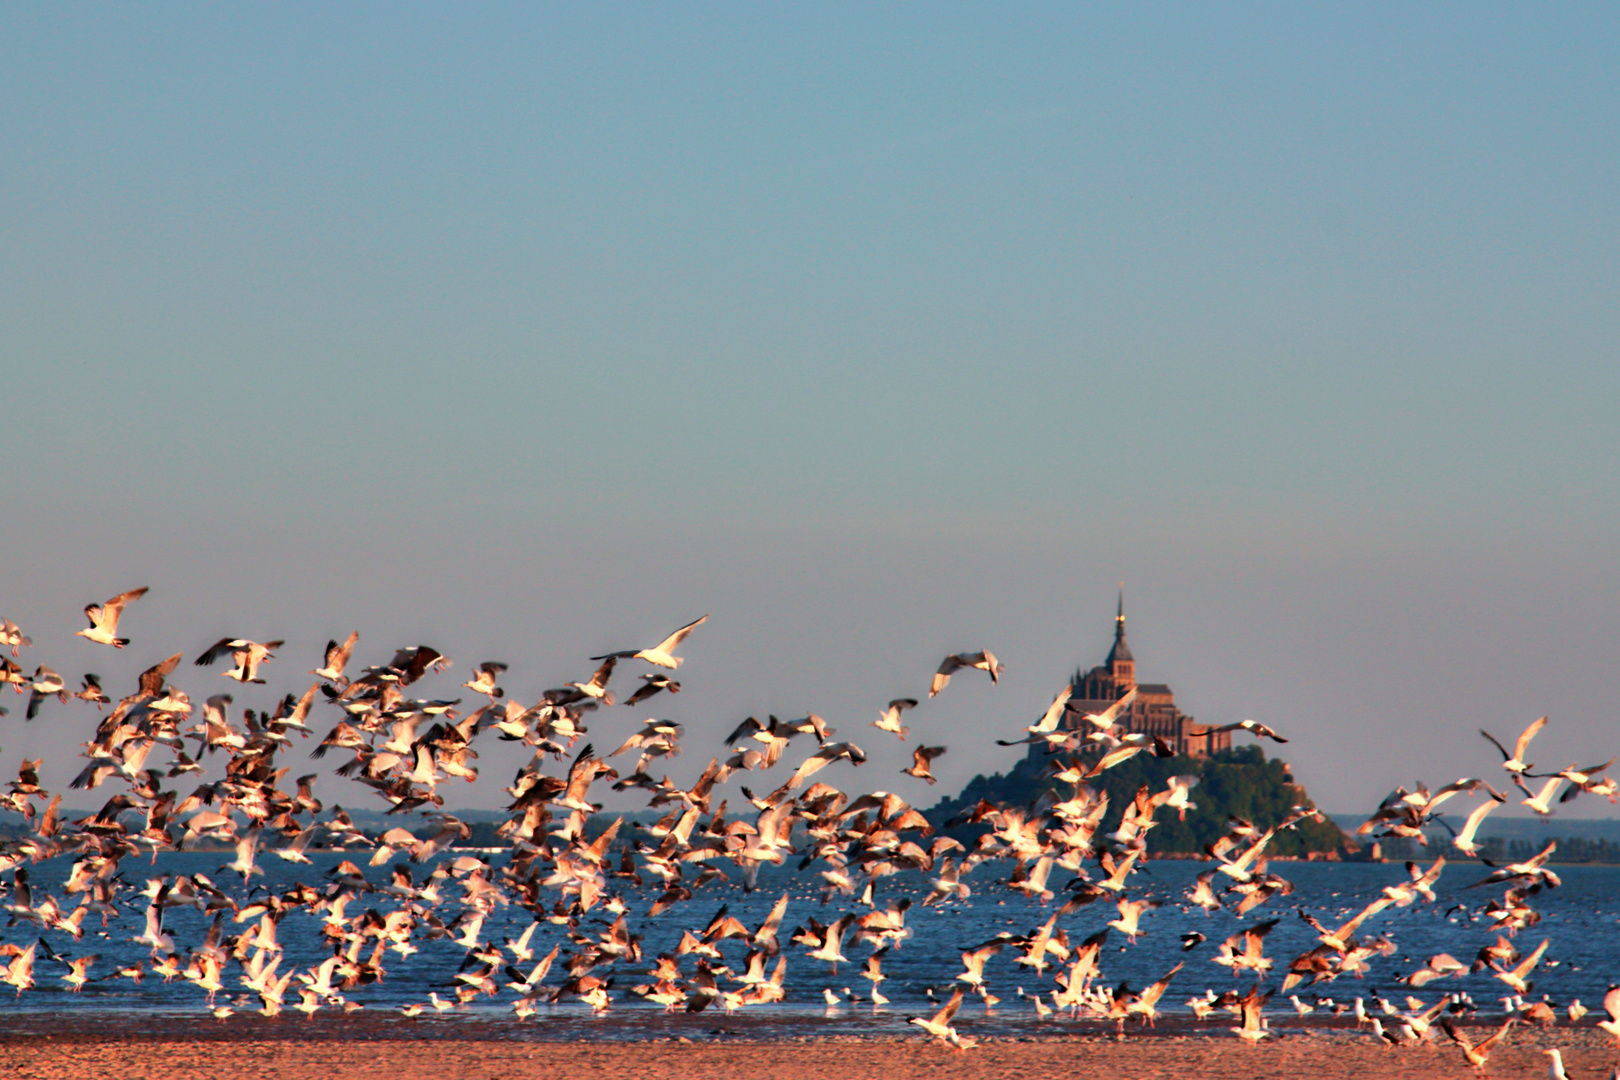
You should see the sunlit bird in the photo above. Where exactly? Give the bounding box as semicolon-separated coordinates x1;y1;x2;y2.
591;614;710;670
76;587;148;648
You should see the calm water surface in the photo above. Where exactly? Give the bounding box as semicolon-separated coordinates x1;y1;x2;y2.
2;850;1614;1037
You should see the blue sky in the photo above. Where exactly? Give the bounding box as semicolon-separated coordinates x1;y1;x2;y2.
2;5;1617;813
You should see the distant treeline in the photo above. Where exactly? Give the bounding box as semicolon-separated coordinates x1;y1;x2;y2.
1374;834;1620;864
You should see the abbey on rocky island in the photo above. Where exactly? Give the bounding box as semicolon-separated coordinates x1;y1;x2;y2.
1049;595;1231;760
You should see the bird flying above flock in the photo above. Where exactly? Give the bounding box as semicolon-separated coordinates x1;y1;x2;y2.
75;587;148;648
929;651;1004;697
592;615;709;670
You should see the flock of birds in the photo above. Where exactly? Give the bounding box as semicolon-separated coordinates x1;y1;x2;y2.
0;589;1618;1075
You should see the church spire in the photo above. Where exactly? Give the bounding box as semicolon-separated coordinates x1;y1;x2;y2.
1107;587;1133;663
1106;586;1135;688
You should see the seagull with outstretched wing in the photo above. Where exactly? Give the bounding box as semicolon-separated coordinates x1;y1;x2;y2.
591;614;709;670
76;587;148;648
929;650;1004;697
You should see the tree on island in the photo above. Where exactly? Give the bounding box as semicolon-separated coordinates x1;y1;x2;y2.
929;743;1348;858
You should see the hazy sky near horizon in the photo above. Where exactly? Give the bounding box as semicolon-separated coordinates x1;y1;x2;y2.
3;5;1618;816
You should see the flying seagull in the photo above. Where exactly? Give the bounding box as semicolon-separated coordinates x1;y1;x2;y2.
872;698;918;739
313;632;359;684
901;745;946;785
76;587;148;648
929;651;1004;697
1480;716;1548;791
195;639;284;684
591;614;709;670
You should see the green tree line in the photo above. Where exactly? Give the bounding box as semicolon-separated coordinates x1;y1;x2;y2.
930;744;1346;856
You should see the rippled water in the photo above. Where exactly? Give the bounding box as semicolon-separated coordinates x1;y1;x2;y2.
3;850;1614;1033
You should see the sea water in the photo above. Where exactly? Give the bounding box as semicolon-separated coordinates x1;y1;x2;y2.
1;850;1613;1035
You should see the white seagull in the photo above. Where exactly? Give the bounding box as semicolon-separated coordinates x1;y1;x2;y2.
929;651;1005;697
195;638;284;684
591;614;709;670
76;587;148;648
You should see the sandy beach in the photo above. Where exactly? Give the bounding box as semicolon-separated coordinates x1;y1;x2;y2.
0;1018;1614;1080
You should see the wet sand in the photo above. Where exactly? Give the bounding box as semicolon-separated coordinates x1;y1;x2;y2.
0;1017;1614;1080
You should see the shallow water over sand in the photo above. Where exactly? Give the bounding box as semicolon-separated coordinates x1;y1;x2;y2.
4;852;1615;1031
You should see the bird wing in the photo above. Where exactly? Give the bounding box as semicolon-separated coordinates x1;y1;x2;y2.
625;675;679;706
1242;720;1288;742
754;892;792;944
1440;1016;1474;1051
1087;745;1144;777
932;986;966;1026
912;745;945;769
283;683;319;727
331;631;358;664
930;654;968;697
1240;989;1267;1031
1415;857;1446;888
651;614;709;655
1525;777;1563;808
1479;728;1513;761
787;750;835;790
723;716;763;746
581;656;617;689
195;638;241;667
1141;962;1184;1006
1029;686;1072;733
1512;716;1549;762
137;653;184;697
1086;687;1139;728
1512;938;1550;978
824;913;855;949
1335;896;1392;941
1455;797;1501;846
103;587;148;620
1476;1017;1516;1052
